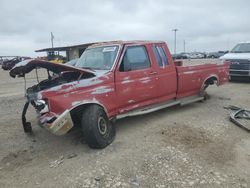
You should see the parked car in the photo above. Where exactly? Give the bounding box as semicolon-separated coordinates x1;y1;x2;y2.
0;57;5;65
172;53;188;59
188;52;201;59
10;40;229;149
207;51;228;58
2;57;30;70
220;42;250;78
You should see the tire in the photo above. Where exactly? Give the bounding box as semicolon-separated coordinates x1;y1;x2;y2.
81;105;116;149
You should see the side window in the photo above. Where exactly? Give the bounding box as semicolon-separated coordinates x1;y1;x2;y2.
157;46;169;66
152;46;162;67
119;46;151;72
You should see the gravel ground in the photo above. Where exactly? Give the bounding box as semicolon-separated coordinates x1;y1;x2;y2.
0;60;250;188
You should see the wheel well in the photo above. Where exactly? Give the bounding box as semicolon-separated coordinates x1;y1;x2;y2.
204;76;218;86
70;103;106;127
201;76;218;92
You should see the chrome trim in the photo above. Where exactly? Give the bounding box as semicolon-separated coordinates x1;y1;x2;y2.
230;69;250;72
230;74;250;77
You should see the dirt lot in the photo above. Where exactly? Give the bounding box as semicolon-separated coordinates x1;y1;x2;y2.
0;60;250;188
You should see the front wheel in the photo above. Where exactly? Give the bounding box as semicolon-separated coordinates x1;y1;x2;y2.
81;105;116;149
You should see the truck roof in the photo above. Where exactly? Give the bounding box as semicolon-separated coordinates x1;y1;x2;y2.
238;41;250;44
89;40;165;48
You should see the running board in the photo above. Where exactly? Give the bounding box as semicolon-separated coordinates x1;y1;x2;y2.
116;95;205;120
117;100;180;119
180;96;204;106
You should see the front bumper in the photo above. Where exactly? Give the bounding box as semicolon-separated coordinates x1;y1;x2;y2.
22;99;74;135
39;110;74;136
229;69;250;77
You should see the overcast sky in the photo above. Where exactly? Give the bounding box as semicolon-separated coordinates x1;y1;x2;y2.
0;0;250;57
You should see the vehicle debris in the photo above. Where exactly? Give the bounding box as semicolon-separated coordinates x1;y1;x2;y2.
218;96;231;100
66;153;77;159
130;175;140;186
224;105;250;132
94;177;101;181
49;156;64;168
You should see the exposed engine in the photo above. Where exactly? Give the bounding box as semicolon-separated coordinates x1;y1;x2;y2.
26;71;91;95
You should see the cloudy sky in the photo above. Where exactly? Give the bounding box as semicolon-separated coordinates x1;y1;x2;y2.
0;0;250;57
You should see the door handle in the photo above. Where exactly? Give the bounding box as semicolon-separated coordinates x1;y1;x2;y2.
149;71;157;75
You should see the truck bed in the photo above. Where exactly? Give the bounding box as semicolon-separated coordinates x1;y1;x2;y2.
175;60;229;98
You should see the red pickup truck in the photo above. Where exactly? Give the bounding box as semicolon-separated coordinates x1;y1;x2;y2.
10;41;229;148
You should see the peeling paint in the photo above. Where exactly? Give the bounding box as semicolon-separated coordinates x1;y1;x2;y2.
139;77;151;84
132;104;139;109
45;77;103;93
182;71;195;75
71;101;82;106
91;86;114;94
123;76;130;80
128;100;135;104
122;80;133;84
140;79;151;84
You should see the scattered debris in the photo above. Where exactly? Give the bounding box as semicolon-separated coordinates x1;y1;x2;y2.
224;105;241;111
224;105;250;132
94;177;101;181
49;156;64;168
218;97;231;100
130;175;140;186
67;153;77;159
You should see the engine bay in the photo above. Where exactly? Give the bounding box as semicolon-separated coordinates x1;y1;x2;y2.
26;70;92;96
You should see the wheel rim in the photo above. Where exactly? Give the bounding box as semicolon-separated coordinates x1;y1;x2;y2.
98;117;108;135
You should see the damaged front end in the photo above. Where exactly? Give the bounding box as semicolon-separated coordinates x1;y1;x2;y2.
10;59;95;135
22;95;74;135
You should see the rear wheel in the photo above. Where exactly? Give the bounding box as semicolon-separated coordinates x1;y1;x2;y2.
81;105;116;149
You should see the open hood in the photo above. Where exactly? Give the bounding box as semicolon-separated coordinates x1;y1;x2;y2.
9;59;95;78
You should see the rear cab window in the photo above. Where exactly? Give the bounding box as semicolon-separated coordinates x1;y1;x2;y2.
152;45;169;67
119;46;151;72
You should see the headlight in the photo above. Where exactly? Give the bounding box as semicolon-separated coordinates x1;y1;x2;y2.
33;99;49;114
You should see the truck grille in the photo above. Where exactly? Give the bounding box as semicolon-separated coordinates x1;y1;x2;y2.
230;70;249;76
228;59;250;76
229;59;250;70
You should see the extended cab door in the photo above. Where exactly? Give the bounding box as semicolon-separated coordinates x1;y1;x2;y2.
151;43;177;100
115;45;158;112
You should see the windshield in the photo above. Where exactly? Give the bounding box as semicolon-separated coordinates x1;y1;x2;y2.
231;43;250;53
76;45;119;70
65;58;79;66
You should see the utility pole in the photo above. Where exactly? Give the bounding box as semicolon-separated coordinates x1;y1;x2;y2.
183;40;186;53
172;29;178;54
51;32;54;48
